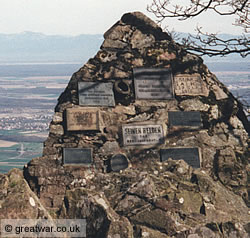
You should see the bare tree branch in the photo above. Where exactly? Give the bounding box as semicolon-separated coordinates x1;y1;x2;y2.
147;0;250;57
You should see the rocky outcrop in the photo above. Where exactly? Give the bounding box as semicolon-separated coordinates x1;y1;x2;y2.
2;12;249;237
56;159;250;237
0;168;52;219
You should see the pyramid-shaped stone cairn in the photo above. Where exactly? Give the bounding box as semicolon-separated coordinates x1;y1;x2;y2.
25;12;249;227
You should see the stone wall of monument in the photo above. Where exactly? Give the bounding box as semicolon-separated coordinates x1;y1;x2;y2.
22;12;250;237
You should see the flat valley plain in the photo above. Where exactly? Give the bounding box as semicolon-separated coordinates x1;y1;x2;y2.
0;63;81;173
0;61;249;174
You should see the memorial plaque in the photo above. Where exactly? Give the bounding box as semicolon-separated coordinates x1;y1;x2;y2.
66;108;100;131
174;74;209;96
168;111;202;128
63;148;92;165
122;124;164;146
133;68;174;100
160;147;201;168
78;82;115;107
110;154;129;172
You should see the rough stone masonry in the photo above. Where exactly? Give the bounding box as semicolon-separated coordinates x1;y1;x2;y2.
1;12;249;237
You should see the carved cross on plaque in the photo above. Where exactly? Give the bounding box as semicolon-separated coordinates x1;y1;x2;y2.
133;68;174;100
160;147;201;168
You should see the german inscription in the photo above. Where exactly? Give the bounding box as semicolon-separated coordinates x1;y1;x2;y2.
66;108;99;131
110;154;129;172
174;74;209;96
63;148;92;165
122;124;164;146
168;111;202;128
133;68;174;100
160;147;201;168
78;82;115;107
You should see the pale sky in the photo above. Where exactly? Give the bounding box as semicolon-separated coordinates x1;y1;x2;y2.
0;0;243;36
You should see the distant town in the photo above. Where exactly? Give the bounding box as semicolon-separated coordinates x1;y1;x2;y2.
0;114;52;131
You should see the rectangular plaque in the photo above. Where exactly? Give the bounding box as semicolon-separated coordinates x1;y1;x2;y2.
133;68;174;100
63;148;92;165
78;82;115;107
122;124;164;146
66;108;99;131
160;147;201;168
174;74;209;96
168;111;202;128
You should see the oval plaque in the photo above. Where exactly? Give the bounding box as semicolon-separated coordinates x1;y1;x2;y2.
110;154;129;172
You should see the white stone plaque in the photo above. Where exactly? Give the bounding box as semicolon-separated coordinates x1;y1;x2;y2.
122;124;164;146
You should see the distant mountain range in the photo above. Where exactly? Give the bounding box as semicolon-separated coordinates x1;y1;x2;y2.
0;31;103;63
0;31;248;64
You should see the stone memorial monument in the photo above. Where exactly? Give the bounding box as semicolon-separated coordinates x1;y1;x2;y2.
21;12;249;237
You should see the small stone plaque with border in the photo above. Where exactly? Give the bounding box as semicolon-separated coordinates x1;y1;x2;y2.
174;74;209;96
168;111;202;128
122;124;164;146
110;154;129;172
160;147;201;168
133;68;174;100
78;82;115;107
66;108;100;131
63;148;92;165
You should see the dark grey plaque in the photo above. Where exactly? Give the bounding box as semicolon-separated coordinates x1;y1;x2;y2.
133;68;174;100
63;148;92;165
168;111;202;128
78;82;115;107
160;147;201;168
122;124;164;146
110;154;129;172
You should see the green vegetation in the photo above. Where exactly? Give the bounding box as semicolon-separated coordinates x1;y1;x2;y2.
0;140;43;174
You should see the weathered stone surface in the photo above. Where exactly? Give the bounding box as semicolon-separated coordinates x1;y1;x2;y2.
179;99;210;111
52;112;63;123
59;188;134;238
131;29;155;49
212;84;228;100
49;124;64;135
0;169;52;219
